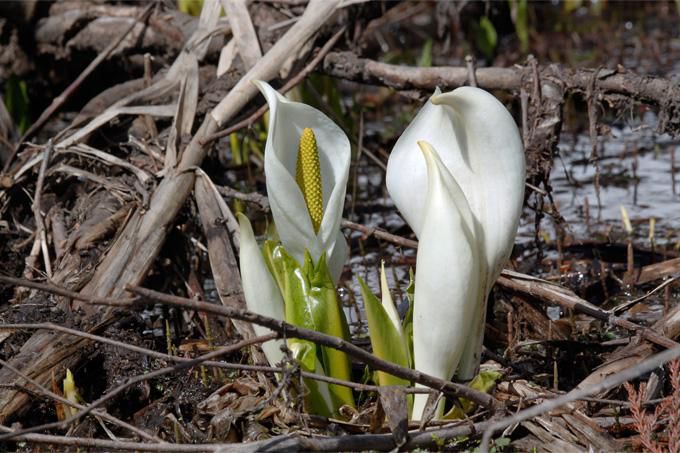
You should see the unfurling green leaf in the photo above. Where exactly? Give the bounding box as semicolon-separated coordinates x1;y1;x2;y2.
261;244;355;415
418;38;434;68
509;0;529;54
177;0;203;16
4;76;30;134
443;370;502;419
358;276;410;388
476;16;498;60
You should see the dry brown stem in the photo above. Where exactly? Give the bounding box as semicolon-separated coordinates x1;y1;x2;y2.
322;51;680;124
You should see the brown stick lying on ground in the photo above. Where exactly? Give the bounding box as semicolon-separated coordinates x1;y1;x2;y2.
0;274;497;412
322;51;680;123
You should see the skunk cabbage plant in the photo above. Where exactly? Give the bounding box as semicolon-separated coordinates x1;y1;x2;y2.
253;80;350;282
237;81;354;416
386;87;525;419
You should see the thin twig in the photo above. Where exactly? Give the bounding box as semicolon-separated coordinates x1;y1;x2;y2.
200;25;346;145
479;346;680;452
613;275;680;314
0;416;494;452
216;185;270;211
2;4;155;173
0;275;137;306
465;55;478;87
89;285;497;409
30;141;53;278
497;275;680;350
24;139;52;279
341;219;418;249
0;322;434;395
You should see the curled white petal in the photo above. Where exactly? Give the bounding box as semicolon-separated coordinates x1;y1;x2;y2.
254;80;350;280
237;213;285;367
430;87;525;288
387;87;524;275
411;141;481;420
432;88;525;379
386;87;444;238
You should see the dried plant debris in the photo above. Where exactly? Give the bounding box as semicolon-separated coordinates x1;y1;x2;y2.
0;1;679;451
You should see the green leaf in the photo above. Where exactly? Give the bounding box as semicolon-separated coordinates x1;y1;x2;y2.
261;241;288;292
305;253;355;410
177;0;204;16
402;268;415;363
288;339;317;374
418;38;433;68
299;74;350;134
509;0;529;54
262;244;355;413
443;370;502;419
4;76;30;134
494;437;512;449
358;276;410;388
476;16;498;60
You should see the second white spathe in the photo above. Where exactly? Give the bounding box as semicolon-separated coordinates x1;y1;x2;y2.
386;86;525;384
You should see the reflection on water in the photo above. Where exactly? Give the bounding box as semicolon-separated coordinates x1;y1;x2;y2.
548;112;679;239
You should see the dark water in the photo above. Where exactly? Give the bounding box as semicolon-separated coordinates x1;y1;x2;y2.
541;116;679;241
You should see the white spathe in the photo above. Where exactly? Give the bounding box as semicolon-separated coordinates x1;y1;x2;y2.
254;80;351;281
237;213;285;367
386;86;525;382
411;141;481;420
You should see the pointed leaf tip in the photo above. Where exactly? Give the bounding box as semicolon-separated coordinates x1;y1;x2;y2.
416;140;440;173
379;261;401;334
358;275;410;388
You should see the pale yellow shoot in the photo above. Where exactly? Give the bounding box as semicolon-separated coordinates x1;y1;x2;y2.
63;368;81;417
296;128;324;233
